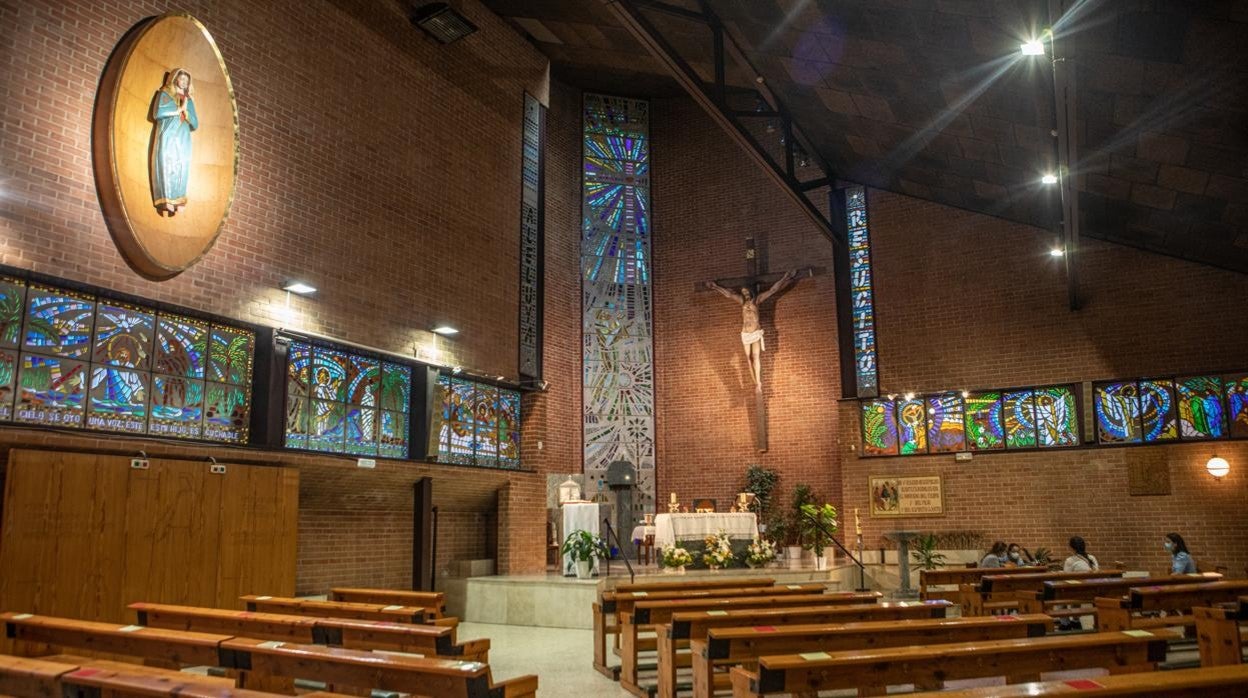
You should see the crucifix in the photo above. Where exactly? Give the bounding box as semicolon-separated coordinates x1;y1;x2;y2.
697;237;821;452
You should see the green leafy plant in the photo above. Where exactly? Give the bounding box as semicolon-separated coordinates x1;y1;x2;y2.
911;533;948;571
785;484;815;546
743;464;779;519
560;530;607;562
798;503;838;557
1032;547;1052;565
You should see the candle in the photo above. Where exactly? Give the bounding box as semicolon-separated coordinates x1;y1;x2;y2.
854;508;861;535
670;492;677;504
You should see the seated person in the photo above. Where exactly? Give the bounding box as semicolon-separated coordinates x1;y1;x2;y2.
1165;532;1197;574
1005;542;1037;567
1063;536;1099;572
979;540;1007;568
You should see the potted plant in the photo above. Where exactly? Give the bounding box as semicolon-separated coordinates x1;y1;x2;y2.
785;484;815;568
743;464;779;533
702;530;735;570
660;545;693;573
911;532;948;571
798;502;838;570
561;530;607;579
744;538;777;568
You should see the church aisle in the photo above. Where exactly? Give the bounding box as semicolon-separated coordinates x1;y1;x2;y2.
457;622;633;696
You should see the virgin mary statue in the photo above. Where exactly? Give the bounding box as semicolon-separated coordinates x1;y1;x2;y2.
149;68;198;216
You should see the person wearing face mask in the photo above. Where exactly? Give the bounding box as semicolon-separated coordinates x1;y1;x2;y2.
1165;532;1197;574
1005;543;1036;567
979;540;1008;568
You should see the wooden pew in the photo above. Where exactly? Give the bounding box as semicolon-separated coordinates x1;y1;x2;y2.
2;613;536;698
594;582;824;679
963;570;1124;616
1014;573;1221;616
2;613;230;668
620;591;879;695
730;629;1175;697
906;663;1248;696
329;588;446;619
693;613;1050;698
219;637;537;698
1096;580;1248;632
0;655;317;698
680;601;962;698
1194;595;1248;666
239;596;425;624
129;603;488;661
919;566;1038;604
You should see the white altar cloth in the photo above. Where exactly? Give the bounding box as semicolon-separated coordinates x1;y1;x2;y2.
630;525;656;543
653;512;758;549
560;502;606;576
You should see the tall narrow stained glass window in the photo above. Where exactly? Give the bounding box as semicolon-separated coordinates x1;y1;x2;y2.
845;186;879;398
582;93;654;511
519;92;545;379
0;276;254;442
435;374;521;468
284;341;412;458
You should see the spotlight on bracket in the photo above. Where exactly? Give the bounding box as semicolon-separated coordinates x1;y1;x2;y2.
282;281;317;296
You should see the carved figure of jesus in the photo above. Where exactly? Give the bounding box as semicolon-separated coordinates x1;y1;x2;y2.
705;269;797;390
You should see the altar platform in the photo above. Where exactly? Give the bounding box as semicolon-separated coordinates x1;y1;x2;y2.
443;560;866;629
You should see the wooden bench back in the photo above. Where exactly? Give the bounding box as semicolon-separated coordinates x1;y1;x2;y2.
239;596;426;623
2;612;230;667
604;577;774;600
905;664;1248;696
978;569;1123;593
919;566;1037;588
742;630;1172;696
672;600;950;640
0;655;308;698
1126;580;1248;610
634;592;877;625
605;583;829;614
329;588;446;617
1041;573;1221;600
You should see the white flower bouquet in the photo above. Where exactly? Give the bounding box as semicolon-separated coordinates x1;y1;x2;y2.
660;545;694;569
702;530;736;568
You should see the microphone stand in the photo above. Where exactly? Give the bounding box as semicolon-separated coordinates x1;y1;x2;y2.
802;510;870;592
602;518;636;584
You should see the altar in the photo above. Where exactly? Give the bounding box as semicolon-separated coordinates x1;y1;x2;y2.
560;501;610;576
653;512;758;548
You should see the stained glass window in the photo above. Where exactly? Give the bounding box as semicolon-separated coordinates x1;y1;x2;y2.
964;391;1004;451
284;340;411;458
1225;374;1248;439
1094;381;1143;444
436;374;521;468
0;277;252;442
519;92;545;379
926;393;965;453
582;93;654;511
845;186;879;398
860;398;898;456
1140;379;1178;442
1002;389;1037;449
1176;376;1225;439
1034;385;1079;447
896;396;927;454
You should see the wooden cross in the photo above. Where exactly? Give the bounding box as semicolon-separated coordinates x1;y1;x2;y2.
697;237;823;452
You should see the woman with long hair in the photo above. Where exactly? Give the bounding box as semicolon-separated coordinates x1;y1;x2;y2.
1063;536;1098;572
979;540;1007;568
1165;532;1197;574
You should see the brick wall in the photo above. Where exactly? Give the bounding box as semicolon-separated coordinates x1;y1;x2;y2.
650;96;843;516
0;0;553;584
841;189;1248;575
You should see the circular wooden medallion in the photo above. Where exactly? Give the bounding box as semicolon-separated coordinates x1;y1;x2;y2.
93;14;238;280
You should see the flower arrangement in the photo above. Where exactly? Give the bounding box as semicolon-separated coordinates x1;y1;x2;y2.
744;538;777;567
702;530;736;569
660;545;694;569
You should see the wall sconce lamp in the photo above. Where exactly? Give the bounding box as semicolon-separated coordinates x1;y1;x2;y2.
1206;455;1229;481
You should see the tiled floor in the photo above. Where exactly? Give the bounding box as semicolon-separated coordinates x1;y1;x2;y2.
458;622;633;696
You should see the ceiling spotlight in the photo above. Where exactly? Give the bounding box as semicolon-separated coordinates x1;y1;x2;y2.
409;2;477;44
1041;173;1058;184
765;119;777;134
960;390;969;398
903;392;915;401
451;366;462;375
1020;39;1045;56
281;281;316;295
431;325;459;336
1050;247;1065;257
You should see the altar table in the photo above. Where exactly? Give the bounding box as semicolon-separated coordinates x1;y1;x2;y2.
653;512;758;549
630;525;656;543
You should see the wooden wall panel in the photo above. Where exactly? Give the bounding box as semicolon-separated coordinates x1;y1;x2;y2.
0;449;297;623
